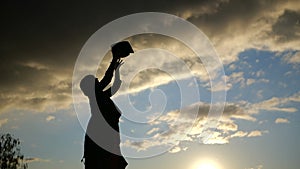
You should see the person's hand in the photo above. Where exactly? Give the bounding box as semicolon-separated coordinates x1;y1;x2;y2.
114;59;124;70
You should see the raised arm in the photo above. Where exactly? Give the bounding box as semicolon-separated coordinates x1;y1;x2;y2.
103;59;123;97
98;58;118;90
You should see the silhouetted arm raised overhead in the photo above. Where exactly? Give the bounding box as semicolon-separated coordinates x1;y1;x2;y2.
104;59;123;97
98;59;118;90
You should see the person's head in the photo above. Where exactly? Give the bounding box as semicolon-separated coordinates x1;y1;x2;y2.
111;41;134;58
80;75;96;97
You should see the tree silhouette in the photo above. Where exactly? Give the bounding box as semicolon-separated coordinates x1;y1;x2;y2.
0;133;28;169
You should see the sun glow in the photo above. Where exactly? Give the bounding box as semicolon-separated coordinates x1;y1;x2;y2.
197;163;217;169
194;159;220;169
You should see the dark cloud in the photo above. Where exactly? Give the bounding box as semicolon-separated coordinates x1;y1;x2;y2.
1;0;299;113
272;9;300;42
184;0;289;38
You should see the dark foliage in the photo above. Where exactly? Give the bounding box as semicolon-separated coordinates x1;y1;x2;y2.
0;133;28;169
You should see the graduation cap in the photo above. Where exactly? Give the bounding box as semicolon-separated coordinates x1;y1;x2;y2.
111;41;134;58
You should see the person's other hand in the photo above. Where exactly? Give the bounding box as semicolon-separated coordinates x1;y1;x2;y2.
114;59;124;70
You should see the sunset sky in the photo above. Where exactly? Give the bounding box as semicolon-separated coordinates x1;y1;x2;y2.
1;1;300;169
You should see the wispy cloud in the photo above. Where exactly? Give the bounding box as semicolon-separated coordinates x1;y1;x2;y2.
122;90;298;153
275;118;290;124
249;92;300;113
24;157;50;163
248;130;268;137
46;115;56;122
0;118;8;127
146;127;160;135
18;61;49;70
122;101;254;152
282;51;300;64
247;164;264;169
230;131;248;138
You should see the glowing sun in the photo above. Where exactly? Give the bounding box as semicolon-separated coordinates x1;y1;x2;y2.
194;160;220;169
197;163;218;169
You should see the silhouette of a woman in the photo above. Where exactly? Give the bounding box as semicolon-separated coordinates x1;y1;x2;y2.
80;41;133;169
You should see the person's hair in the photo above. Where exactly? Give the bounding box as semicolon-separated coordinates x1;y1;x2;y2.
80;75;95;97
